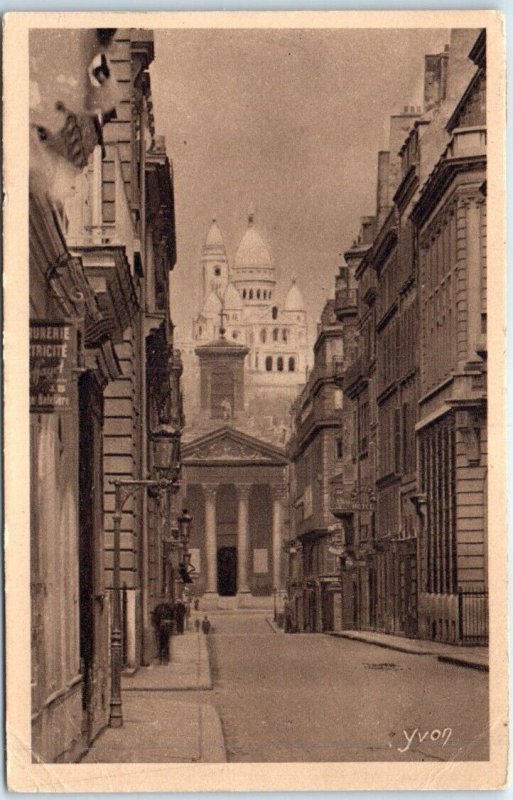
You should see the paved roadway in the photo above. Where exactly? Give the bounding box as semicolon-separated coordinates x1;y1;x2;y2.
188;611;489;762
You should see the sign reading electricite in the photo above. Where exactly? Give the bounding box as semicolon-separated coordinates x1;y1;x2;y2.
30;321;74;412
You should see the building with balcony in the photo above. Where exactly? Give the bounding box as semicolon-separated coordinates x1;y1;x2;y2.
411;29;487;644
286;296;352;632
337;28;486;645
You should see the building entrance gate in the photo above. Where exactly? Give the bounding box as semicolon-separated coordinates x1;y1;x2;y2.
217;547;237;595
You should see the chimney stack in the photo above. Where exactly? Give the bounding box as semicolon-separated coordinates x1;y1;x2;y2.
424;52;449;112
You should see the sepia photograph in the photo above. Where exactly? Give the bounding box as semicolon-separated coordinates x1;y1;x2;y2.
4;9;507;792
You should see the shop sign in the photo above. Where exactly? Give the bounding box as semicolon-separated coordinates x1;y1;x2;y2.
30;320;73;413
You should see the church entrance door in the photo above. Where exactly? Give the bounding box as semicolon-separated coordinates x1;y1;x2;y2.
217;547;237;596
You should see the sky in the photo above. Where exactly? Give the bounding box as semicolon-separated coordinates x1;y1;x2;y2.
151;27;449;345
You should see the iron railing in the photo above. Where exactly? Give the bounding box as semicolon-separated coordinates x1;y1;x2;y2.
458;588;488;645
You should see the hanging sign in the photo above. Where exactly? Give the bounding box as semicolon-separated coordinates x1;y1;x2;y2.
30;320;74;413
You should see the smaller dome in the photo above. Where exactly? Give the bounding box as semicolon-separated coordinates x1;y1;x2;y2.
203;290;222;314
205;218;224;248
284;277;306;311
233;214;272;272
223;282;243;311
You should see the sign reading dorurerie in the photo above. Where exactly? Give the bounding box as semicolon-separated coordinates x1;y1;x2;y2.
30;321;73;412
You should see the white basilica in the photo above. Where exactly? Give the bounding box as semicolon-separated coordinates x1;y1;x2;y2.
179;214;310;447
193;214;309;384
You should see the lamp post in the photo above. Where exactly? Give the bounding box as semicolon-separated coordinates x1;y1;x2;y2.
109;431;180;729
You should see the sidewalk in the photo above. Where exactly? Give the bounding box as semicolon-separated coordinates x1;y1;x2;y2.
81;632;226;763
123;631;212;691
329;630;488;671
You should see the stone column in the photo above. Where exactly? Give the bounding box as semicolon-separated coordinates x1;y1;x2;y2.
465;195;483;364
237;483;252;594
203;484;218;594
271;484;287;591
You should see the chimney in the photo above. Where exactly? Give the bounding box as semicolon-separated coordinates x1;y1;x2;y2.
424;52;449;112
376;151;391;228
445;28;482;102
388;110;420;198
361;216;376;246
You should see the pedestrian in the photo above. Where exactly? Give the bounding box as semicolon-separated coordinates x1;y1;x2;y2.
201;615;211;635
152;601;175;664
175;599;186;635
194;618;200;633
193;597;200;612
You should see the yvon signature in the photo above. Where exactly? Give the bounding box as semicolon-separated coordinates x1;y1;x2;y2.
398;727;452;753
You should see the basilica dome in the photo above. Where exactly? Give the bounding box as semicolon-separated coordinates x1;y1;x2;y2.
233;214;273;273
284;277;306;312
204;218;224;249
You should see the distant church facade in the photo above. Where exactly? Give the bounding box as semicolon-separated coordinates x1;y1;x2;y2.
176;214;309;605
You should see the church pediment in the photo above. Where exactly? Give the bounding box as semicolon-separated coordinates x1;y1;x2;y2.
182;426;287;466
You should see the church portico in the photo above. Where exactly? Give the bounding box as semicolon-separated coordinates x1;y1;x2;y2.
182;428;289;607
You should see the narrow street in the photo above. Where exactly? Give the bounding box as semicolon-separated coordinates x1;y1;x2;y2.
183;611;488;762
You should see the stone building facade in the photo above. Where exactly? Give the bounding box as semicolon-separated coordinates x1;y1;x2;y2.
29;28;182;761
288;28;488;646
180;334;289;605
286;292;357;632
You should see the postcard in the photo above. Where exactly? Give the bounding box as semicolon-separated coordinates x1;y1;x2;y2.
4;9;507;792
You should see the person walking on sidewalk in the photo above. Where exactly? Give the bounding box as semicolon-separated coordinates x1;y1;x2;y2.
175;599;186;635
201;615;211;635
152;601;175;664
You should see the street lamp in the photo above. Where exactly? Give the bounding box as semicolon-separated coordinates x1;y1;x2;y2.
177;507;192;545
108;431;181;728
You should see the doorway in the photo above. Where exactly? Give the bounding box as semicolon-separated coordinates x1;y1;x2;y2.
217;547;237;596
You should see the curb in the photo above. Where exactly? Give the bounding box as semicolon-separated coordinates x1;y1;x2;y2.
330;633;489;671
329;632;432;656
437;654;489;672
199;704;226;762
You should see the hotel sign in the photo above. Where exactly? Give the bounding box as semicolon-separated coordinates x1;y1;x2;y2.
30;321;74;413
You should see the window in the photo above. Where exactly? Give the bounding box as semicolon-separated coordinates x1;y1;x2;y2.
288;357;295;372
214;266;221;276
335;438;343;460
265;356;273;372
211;367;234;419
255;355;259;369
249;290;253;299
263;291;267;299
242;289;246;299
232;331;238;339
272;306;278;319
257;290;261;299
277;356;284;372
282;329;288;342
199;326;202;336
273;328;279;342
260;328;267;343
